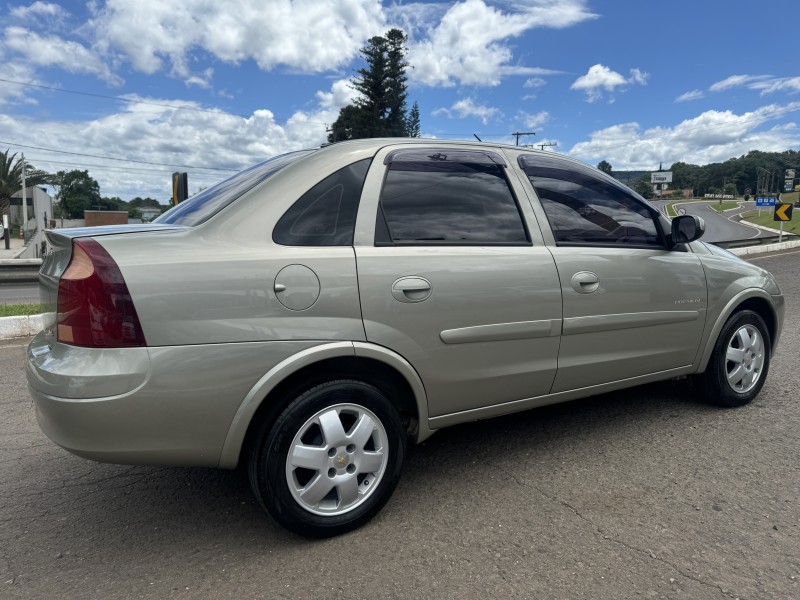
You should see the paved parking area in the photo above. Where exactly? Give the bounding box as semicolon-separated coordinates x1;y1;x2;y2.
2;250;799;600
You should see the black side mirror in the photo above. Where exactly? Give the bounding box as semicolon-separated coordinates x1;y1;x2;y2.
670;214;705;246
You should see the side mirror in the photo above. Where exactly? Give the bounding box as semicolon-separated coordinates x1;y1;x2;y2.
670;214;705;246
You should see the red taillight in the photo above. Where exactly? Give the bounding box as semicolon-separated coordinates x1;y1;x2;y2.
57;238;146;348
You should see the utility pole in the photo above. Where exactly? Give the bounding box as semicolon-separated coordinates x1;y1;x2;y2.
21;153;27;241
511;131;535;146
537;142;557;151
325;124;335;143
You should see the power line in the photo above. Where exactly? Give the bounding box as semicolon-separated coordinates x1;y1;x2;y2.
0;77;236;116
0;76;330;126
0;139;238;172
24;156;225;179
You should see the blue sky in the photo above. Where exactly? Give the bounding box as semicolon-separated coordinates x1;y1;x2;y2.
1;0;799;201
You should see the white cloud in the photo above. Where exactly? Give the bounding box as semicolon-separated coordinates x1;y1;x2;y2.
709;74;800;97
571;64;626;92
408;0;594;87
676;89;704;102
749;77;800;95
569;102;800;169
184;68;214;89
709;74;770;92
9;1;66;19
3;26;120;84
316;79;359;110
88;0;386;77
628;68;649;86
524;77;547;89
517;110;550;129
571;64;648;102
385;2;451;40
0;60;41;106
0;80;351;200
433;98;502;124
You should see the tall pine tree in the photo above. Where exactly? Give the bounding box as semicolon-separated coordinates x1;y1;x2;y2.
328;28;418;142
384;29;409;137
406;102;421;138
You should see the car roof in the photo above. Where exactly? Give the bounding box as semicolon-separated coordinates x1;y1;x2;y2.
317;137;598;173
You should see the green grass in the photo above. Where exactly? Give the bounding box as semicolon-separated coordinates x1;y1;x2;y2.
0;304;46;317
709;202;740;213
741;208;800;235
666;197;741;217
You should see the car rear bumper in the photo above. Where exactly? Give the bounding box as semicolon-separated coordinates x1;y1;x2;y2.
26;331;318;467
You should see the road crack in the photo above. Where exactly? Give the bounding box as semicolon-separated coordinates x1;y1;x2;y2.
492;460;746;600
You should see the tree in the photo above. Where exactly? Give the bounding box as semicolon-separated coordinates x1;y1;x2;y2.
631;177;654;199
55;170;101;221
384;28;409;137
328;28;417;142
597;160;613;176
0;149;53;221
406;101;421;138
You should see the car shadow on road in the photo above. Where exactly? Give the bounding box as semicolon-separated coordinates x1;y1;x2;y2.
18;379;720;548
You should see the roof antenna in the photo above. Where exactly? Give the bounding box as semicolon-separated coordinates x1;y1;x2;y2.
473;134;482;142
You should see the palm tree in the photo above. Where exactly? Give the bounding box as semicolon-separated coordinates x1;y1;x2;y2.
0;149;53;221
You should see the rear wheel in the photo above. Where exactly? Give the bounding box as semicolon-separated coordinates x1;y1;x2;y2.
700;310;771;407
249;380;406;537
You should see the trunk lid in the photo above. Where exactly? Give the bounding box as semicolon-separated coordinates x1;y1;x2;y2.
39;224;187;333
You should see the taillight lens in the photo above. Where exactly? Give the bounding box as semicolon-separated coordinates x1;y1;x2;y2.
57;238;146;347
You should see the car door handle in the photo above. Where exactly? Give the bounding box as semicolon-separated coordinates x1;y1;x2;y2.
391;277;432;303
571;271;599;294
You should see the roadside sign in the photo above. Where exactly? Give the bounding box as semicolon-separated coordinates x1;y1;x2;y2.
774;203;793;222
755;197;777;206
676;208;686;216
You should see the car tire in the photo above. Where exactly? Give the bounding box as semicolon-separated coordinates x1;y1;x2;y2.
248;380;406;538
699;310;771;407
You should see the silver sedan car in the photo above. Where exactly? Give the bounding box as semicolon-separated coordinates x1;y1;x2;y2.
27;139;784;537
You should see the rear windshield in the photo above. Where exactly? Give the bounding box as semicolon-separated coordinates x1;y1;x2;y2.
156;150;315;226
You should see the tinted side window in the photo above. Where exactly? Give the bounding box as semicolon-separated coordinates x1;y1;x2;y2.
376;151;529;245
273;158;371;246
519;155;662;247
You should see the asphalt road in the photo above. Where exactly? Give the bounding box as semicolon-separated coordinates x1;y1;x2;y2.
651;200;775;243
0;285;39;305
2;250;799;600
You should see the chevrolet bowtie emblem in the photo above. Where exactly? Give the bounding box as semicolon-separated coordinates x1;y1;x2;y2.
337;457;346;465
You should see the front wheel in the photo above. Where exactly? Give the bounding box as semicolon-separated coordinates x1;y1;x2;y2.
699;310;771;407
248;380;406;537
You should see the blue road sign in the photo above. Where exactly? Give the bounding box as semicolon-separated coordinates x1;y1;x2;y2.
755;197;777;206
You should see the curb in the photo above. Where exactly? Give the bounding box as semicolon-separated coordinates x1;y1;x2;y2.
2;240;799;341
727;238;800;256
0;313;45;340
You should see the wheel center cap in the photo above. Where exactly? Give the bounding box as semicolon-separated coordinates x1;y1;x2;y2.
335;454;348;467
